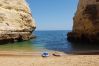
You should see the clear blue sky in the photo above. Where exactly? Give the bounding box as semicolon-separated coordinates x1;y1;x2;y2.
27;0;79;30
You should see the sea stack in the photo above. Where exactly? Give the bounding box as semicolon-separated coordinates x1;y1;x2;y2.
67;0;99;43
0;0;36;43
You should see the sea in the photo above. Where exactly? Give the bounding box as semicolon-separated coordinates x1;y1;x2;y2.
0;30;99;53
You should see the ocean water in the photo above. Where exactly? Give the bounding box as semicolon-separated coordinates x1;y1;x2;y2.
0;30;99;53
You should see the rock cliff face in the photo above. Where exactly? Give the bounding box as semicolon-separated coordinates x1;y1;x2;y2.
67;0;99;43
0;0;36;43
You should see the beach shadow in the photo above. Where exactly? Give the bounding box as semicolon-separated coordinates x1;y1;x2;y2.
31;31;99;55
67;42;99;55
44;39;99;55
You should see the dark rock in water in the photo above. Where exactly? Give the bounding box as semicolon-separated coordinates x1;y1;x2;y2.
67;32;99;43
0;32;36;44
0;0;36;44
67;0;99;43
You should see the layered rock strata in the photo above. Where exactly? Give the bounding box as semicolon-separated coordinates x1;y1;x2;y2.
67;0;99;43
0;0;36;43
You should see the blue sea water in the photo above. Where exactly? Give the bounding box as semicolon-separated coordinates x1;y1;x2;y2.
32;30;72;52
0;30;99;53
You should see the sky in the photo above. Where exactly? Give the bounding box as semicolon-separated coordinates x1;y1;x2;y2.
27;0;79;30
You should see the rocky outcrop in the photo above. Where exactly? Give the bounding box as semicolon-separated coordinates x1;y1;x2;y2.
0;0;36;43
67;0;99;43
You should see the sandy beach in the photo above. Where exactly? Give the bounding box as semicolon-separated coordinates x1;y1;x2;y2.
0;51;99;66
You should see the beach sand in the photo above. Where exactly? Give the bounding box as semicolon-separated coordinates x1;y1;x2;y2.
0;51;99;66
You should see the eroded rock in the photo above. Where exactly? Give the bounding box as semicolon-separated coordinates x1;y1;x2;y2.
67;0;99;43
0;0;36;43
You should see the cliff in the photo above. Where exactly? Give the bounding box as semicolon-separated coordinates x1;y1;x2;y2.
67;0;99;43
0;0;36;43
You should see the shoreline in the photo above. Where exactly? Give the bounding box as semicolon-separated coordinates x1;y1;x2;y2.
0;50;99;56
0;51;99;66
0;51;66;56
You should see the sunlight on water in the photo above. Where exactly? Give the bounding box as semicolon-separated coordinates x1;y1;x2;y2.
0;30;99;53
0;30;71;52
